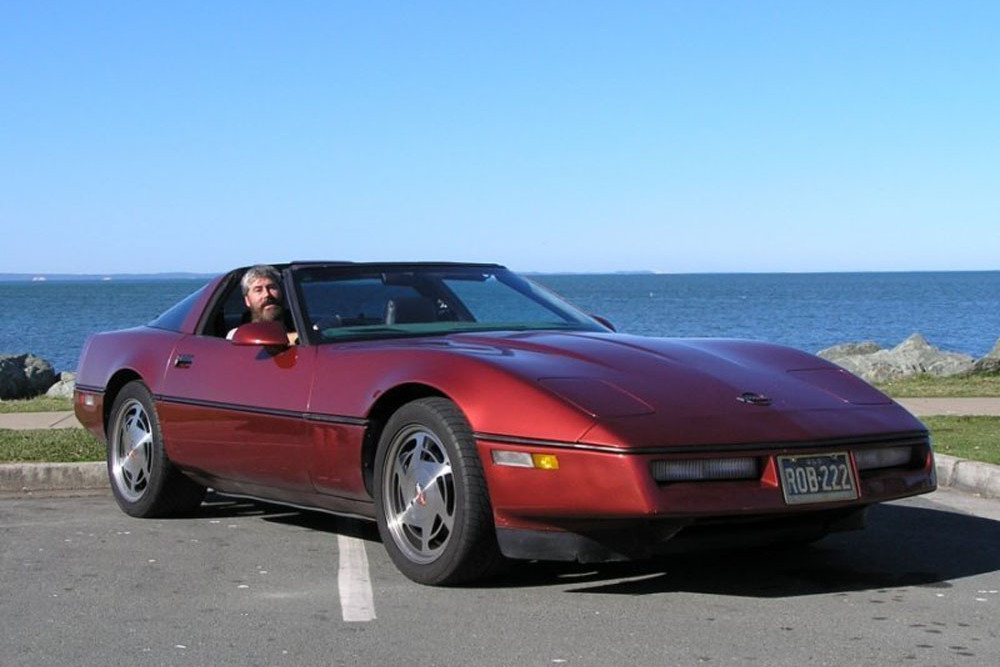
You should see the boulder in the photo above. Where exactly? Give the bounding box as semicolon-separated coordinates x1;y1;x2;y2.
973;339;1000;374
888;333;975;377
817;341;883;358
46;371;77;399
818;333;975;383
0;354;58;400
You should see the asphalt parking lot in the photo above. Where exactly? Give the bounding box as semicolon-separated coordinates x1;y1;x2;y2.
1;488;998;667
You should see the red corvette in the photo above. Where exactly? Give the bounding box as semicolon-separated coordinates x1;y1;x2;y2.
75;262;935;585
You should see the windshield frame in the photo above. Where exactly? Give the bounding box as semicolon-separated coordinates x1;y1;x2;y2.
289;263;607;345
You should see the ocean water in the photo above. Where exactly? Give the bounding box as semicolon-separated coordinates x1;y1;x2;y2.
3;279;208;373
2;272;999;373
538;272;1000;360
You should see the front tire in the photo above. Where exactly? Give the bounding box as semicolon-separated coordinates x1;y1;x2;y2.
107;381;205;517
374;397;503;585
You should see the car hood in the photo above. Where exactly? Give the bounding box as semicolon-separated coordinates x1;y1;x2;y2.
434;330;922;447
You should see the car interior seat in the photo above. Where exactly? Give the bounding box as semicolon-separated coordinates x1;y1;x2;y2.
384;297;437;324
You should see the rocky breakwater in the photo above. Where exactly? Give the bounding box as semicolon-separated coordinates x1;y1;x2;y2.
0;354;75;400
973;339;1000;374
818;333;999;383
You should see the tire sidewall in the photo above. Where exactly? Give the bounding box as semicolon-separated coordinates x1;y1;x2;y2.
373;398;490;585
107;381;170;517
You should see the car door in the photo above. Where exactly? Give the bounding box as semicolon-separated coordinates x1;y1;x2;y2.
156;334;316;492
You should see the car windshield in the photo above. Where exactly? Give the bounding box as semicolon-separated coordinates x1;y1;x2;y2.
292;265;605;343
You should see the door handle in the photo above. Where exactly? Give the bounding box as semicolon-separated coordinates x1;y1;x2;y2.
174;354;194;368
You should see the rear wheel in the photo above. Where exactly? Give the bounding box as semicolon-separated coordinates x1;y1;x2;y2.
107;381;205;517
374;397;503;585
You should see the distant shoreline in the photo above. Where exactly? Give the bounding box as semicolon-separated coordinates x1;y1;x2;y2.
3;269;1000;282
0;273;216;282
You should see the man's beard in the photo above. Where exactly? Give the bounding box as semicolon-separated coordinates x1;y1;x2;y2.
252;300;283;323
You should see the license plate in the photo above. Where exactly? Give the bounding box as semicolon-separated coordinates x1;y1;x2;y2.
777;452;858;505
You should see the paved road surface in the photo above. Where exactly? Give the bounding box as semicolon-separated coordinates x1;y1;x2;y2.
1;488;997;667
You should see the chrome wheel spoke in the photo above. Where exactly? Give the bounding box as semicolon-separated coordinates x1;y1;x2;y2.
411;432;429;461
394;509;414;530
423;485;453;533
125;419;148;450
383;425;456;564
120;453;137;481
421;460;451;488
112;400;154;502
417;526;433;554
397;497;421;526
392;455;416;497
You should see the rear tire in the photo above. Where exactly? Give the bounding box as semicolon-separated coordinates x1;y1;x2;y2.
374;397;504;585
107;381;205;517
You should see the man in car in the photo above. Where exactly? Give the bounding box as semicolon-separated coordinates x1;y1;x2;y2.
227;265;298;344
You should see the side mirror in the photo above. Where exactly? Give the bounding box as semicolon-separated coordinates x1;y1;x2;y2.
591;315;616;332
231;320;290;347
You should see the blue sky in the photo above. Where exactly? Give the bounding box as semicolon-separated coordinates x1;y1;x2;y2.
2;1;998;274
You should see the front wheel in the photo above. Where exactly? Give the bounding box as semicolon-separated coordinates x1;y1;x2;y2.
374;397;503;585
107;381;205;517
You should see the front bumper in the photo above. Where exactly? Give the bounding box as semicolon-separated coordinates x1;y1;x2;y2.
73;387;106;441
477;432;935;561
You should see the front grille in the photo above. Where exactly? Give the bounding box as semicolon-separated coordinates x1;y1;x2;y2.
650;457;760;483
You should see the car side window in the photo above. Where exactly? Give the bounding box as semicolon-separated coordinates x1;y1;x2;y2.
199;278;250;338
200;272;299;339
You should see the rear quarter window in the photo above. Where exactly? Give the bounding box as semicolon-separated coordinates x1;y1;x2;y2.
148;283;210;332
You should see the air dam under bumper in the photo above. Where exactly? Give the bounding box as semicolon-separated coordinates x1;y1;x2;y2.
495;506;872;562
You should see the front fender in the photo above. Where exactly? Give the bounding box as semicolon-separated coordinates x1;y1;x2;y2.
308;346;597;444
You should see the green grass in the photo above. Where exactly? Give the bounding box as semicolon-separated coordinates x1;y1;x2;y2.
1;418;997;468
0;396;74;413
2;374;998;410
0;428;104;463
876;373;1000;398
924;416;1000;466
2;372;998;410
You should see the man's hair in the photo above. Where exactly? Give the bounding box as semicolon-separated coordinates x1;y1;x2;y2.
240;265;281;295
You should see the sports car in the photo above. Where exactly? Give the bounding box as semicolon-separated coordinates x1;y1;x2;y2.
74;262;936;585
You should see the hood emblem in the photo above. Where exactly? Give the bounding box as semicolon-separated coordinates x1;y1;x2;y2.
737;392;773;406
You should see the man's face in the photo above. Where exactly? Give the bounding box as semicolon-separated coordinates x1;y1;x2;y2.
244;276;284;322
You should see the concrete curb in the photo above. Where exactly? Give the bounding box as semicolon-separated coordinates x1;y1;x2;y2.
935;454;1000;499
1;456;998;500
0;462;107;494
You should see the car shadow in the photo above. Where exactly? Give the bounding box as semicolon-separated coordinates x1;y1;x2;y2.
197;492;381;543
492;503;1000;596
193;494;999;597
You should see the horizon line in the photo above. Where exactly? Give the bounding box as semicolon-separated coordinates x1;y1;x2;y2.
2;267;1000;281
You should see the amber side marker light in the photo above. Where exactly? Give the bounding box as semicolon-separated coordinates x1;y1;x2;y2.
491;450;560;470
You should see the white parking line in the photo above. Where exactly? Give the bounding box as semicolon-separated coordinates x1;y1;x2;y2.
337;535;376;622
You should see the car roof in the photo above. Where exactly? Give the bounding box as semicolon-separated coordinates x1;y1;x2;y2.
284;261;507;271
